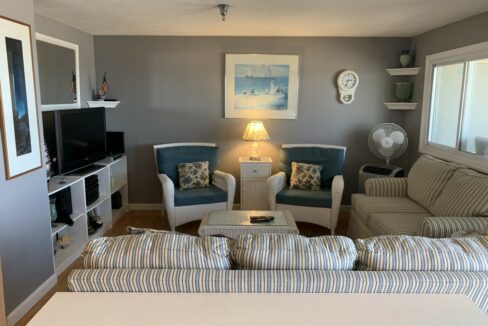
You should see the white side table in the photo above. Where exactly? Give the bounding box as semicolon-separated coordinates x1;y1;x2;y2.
239;157;272;210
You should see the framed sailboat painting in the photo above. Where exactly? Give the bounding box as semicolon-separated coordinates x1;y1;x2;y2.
0;16;42;179
225;54;299;119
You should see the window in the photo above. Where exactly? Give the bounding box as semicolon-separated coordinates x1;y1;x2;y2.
420;42;488;172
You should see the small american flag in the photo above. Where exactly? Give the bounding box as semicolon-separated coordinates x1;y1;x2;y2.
100;72;109;95
71;71;76;94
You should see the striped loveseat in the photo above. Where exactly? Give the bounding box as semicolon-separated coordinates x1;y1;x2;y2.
68;233;488;315
348;155;488;239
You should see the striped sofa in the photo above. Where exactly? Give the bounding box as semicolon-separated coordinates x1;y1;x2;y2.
348;155;488;239
68;233;488;314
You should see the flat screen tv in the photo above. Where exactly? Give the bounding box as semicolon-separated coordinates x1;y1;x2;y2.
56;107;106;174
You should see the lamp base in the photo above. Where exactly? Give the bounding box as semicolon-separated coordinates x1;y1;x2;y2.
249;141;261;161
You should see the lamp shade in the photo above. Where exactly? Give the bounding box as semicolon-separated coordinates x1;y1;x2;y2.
242;121;270;141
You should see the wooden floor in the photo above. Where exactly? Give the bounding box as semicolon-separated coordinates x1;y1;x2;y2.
16;210;349;325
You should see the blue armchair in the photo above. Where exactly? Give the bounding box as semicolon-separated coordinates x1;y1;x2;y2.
267;144;346;235
153;143;236;231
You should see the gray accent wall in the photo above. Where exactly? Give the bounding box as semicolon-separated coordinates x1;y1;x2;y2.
404;12;488;169
35;14;96;107
0;0;54;315
94;36;411;205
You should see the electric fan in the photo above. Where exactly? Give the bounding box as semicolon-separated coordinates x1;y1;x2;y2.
368;123;408;165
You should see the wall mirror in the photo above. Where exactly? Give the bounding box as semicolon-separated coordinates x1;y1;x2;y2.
36;33;80;110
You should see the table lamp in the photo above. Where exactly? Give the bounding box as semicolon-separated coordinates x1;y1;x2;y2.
242;121;270;161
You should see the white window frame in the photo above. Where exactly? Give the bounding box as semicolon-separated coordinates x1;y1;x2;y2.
420;41;488;173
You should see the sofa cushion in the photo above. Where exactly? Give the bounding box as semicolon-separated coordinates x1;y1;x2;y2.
417;216;488;238
280;146;344;187
82;233;232;269
431;168;488;217
407;155;458;211
290;162;322;191
368;212;431;236
177;161;210;190
174;185;227;207
351;193;429;226
156;146;219;187
356;235;488;271
277;187;332;208
232;234;357;270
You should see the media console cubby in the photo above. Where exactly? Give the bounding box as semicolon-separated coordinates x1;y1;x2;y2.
99;156;129;223
47;155;128;275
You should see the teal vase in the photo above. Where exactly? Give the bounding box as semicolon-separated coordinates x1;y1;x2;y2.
395;82;412;102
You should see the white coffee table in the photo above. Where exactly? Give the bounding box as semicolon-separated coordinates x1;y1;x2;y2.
198;210;299;238
28;293;488;326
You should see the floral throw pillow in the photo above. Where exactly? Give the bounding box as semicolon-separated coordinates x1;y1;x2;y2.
177;161;210;190
290;162;322;191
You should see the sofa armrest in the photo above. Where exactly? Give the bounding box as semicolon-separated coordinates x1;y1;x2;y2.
365;178;408;197
267;172;287;210
417;216;488;238
212;170;236;210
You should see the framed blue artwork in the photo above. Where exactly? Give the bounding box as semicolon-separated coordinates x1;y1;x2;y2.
225;54;299;119
0;16;42;179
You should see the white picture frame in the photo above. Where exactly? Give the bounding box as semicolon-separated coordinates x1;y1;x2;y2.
0;16;42;179
225;54;299;119
36;33;81;111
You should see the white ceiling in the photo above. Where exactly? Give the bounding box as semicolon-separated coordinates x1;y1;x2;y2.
34;0;488;37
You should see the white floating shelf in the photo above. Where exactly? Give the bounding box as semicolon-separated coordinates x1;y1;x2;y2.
87;100;120;108
384;102;418;110
386;67;420;76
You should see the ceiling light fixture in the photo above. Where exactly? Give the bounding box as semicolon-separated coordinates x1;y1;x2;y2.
218;4;229;21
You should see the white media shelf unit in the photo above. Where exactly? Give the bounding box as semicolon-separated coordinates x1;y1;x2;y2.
47;155;128;275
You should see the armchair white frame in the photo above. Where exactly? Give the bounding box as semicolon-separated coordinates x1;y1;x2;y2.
267;144;346;235
153;143;236;231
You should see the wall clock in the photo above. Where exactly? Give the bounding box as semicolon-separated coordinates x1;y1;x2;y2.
337;70;359;104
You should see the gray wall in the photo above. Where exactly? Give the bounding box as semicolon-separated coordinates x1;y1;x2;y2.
37;40;77;104
35;14;96;107
0;0;55;315
94;36;411;205
404;12;488;168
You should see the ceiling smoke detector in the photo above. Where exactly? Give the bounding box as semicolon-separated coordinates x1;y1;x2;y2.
218;4;229;21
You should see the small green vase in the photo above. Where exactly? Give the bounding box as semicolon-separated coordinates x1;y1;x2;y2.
399;54;412;68
395;82;412;102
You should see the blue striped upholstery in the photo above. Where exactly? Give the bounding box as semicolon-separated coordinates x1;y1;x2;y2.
232;234;357;270
67;269;488;314
417;216;488;238
351;194;430;226
365;178;408;197
356;235;488;272
82;234;232;270
368;213;427;236
407;155;458;211
431;168;488;217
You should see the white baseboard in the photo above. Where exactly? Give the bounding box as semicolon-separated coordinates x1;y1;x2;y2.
7;274;57;326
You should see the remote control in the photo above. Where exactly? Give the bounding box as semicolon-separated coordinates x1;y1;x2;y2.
250;216;274;223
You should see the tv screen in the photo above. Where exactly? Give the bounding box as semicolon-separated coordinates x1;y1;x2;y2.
56;107;106;174
106;131;125;157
